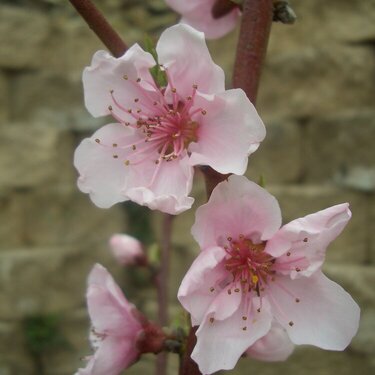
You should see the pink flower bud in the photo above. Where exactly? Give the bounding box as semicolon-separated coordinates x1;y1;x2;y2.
109;234;146;266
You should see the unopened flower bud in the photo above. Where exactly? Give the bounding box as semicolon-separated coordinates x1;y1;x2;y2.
109;234;147;266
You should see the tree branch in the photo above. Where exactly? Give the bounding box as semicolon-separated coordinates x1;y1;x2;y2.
68;0;127;57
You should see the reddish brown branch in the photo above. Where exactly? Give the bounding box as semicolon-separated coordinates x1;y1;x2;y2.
68;0;127;57
233;0;274;104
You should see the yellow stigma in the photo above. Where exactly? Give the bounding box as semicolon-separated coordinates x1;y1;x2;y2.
252;275;259;284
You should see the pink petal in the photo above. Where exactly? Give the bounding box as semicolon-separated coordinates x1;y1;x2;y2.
178;246;227;325
267;272;360;350
91;336;138;375
74;123;136;208
266;204;352;277
87;264;140;336
109;234;144;265
192;175;282;249
192;299;272;374
125;154;194;215
166;0;241;39
246;321;294;362
83;46;156;118
188;89;266;175
156;24;225;98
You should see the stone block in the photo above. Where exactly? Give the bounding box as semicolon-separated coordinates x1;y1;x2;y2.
0;245;121;319
0;72;8;122
0;122;75;190
10;70;83;122
269;185;369;264
370;195;375;263
0;6;50;69
246;118;302;184
0;321;35;375
267;0;375;52
259;45;375;118
234;346;374;375
18;185;126;247
304;110;375;183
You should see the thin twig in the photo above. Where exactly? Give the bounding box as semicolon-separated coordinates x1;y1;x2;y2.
68;0;127;57
156;213;174;375
233;0;274;104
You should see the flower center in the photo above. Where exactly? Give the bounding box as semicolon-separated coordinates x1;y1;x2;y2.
105;72;206;170
224;235;275;295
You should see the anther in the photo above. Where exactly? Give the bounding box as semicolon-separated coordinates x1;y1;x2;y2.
227;289;232;295
95;139;100;143
227;236;232;241
108;105;113;111
137;109;142;113
209;317;214;323
192;84;198;89
125;122;130;126
187;96;192;101
155;160;160;165
171;88;177;93
286;251;291;256
127;109;132;114
303;237;308;242
257;308;261;313
210;287;215;292
296;267;301;272
123;75;128;80
134;98;139;102
289;321;294;327
239;234;244;239
153;101;158;106
234;288;240;293
201;110;207;115
110;89;114;94
132;145;136;151
242;316;247;321
242;327;247;331
124;160;130;166
112;143;117;147
113;155;118;159
295;298;300;303
136;78;141;82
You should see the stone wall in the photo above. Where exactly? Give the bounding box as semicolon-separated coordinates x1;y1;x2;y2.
0;0;374;374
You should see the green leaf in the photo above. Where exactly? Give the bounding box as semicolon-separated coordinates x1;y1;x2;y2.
148;243;161;267
258;174;266;188
143;34;167;88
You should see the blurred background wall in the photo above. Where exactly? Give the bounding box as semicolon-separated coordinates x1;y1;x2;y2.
0;0;374;374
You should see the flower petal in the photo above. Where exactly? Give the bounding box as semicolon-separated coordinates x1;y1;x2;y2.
267;271;360;350
74;123;137;208
266;203;352;277
91;336;138;375
87;264;140;336
83;46;156;118
178;246;227;325
156;24;225;97
165;0;241;39
192;299;272;374
246;320;294;362
192;175;282;249
125;155;194;215
188;89;266;174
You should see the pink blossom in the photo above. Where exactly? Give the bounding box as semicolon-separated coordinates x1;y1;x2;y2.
165;0;241;39
178;175;360;374
75;264;143;375
246;321;294;362
74;24;265;214
109;234;146;266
